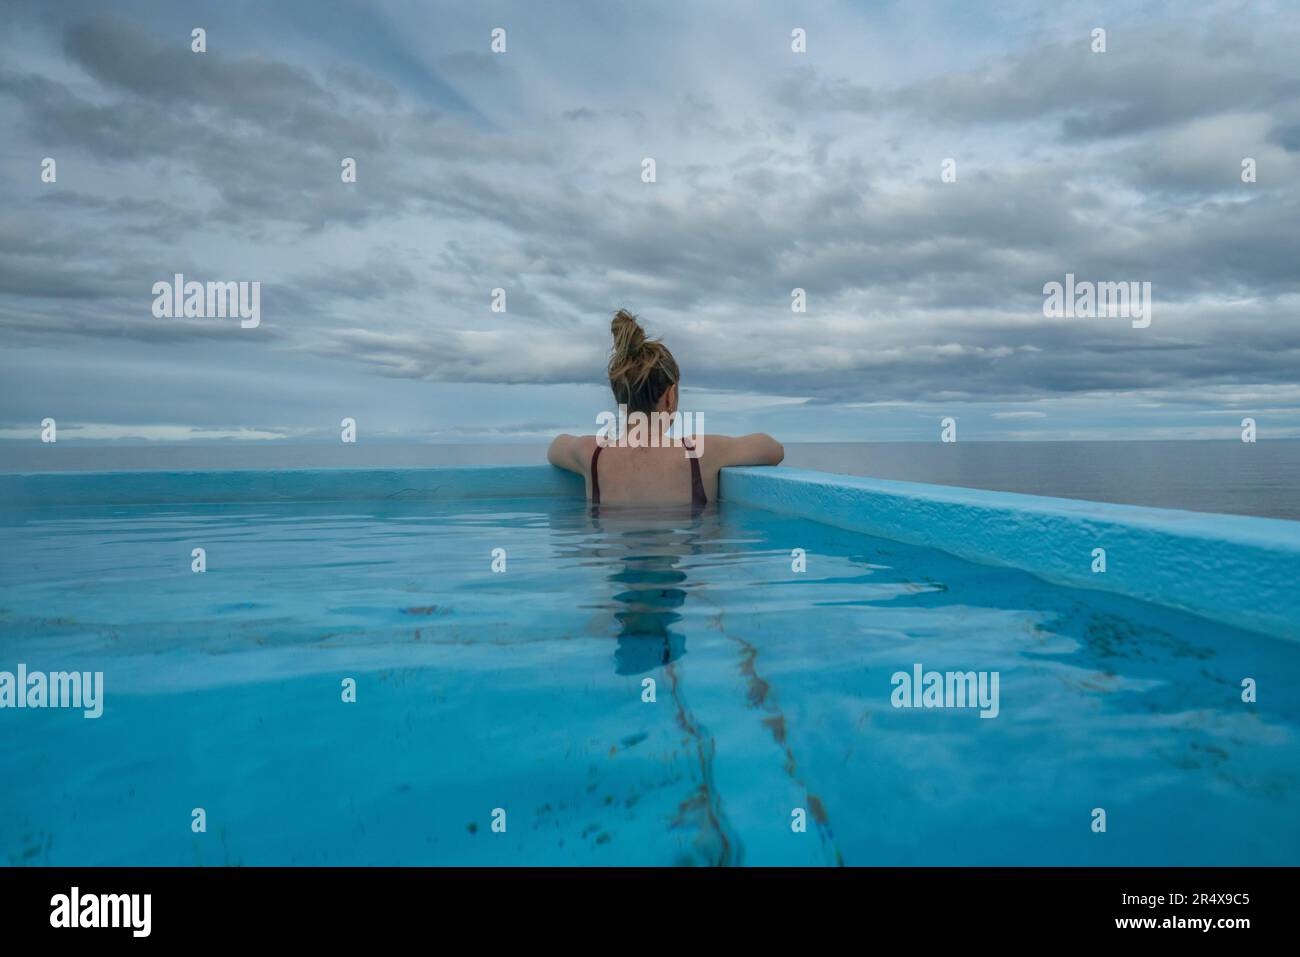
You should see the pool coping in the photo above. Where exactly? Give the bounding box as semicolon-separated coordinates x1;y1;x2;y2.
2;464;1297;642
723;466;1300;643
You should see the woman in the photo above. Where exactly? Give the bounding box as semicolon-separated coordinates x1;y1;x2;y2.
548;309;784;507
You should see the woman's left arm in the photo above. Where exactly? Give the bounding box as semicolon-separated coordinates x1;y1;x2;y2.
547;434;584;474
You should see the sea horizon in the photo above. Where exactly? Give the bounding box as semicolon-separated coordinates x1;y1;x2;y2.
4;439;1296;522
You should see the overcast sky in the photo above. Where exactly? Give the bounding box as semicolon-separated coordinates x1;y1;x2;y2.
1;0;1298;444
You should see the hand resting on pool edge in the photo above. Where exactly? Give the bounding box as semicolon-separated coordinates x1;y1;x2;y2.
547;308;784;507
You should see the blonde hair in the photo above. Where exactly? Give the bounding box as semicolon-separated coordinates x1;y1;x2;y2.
608;309;679;415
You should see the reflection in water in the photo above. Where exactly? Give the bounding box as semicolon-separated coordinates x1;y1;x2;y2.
586;504;720;674
544;501;853;865
583;505;741;863
608;550;688;673
551;502;842;864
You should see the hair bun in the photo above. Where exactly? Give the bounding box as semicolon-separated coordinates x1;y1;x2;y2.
611;308;646;357
607;307;680;414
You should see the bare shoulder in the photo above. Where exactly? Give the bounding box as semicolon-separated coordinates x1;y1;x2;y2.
575;433;599;460
693;434;729;458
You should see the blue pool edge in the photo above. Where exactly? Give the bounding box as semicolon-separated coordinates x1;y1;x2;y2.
724;466;1300;644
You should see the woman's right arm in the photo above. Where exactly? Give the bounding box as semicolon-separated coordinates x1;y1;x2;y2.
709;433;785;468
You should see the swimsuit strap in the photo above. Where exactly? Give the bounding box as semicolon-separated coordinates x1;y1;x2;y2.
683;439;707;508
590;443;602;505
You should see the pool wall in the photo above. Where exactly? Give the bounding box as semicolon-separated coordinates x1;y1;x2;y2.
0;465;584;506
724;466;1300;643
3;464;1296;641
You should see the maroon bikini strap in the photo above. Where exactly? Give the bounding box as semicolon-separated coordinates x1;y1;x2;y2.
589;443;602;504
683;439;707;507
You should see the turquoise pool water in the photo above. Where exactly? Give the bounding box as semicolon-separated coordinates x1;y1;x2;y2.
2;495;1297;866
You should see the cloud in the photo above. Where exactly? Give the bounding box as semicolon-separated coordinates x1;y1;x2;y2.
0;1;1297;441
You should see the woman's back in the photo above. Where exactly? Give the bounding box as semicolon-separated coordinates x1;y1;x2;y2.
588;438;710;507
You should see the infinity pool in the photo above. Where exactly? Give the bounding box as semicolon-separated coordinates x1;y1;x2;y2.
2;493;1298;865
